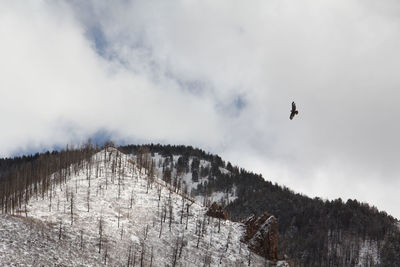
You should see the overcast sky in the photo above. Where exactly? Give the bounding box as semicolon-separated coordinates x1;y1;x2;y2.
1;0;400;219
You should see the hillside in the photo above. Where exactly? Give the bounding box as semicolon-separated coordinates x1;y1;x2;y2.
1;143;399;266
120;144;400;267
1;147;288;266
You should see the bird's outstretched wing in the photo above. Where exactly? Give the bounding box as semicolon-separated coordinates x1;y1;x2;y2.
291;102;296;112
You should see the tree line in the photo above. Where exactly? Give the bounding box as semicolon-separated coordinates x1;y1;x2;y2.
0;141;99;215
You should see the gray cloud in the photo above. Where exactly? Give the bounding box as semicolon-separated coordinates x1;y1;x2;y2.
1;0;400;218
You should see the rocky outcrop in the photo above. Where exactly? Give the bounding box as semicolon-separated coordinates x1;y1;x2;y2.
206;202;228;220
242;212;278;261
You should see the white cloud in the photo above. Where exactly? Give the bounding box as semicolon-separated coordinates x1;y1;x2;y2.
0;0;224;154
1;0;400;218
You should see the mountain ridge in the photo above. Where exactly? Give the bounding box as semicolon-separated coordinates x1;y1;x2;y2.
1;146;288;266
1;143;399;266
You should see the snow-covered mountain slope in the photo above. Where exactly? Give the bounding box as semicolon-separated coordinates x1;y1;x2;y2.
0;214;103;266
131;148;398;267
4;147;288;266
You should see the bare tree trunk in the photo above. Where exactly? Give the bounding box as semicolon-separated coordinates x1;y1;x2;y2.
150;246;154;267
87;188;90;212
140;241;145;267
186;203;191;230
172;237;179;267
99;216;104;253
58;220;62;240
103;239;108;265
70;192;74;225
130;190;134;209
248;249;252;266
118;206;120;228
159;208;163;238
168;193;173;231
80;230;84;249
180;196;185;224
127;245;132;267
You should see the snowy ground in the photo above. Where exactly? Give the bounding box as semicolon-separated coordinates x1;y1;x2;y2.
1;148;288;266
0;214;103;266
357;239;379;267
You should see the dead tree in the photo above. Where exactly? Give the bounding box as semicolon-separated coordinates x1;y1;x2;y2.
118;174;122;199
70;192;74;225
118;206;121;228
103;238;108;265
49;187;52;212
196;219;202;248
163;201;167;223
171;237;179;267
140;240;146;267
178;235;187;258
248;249;252;266
185;203;192;230
98;215;104;253
168;194;173;231
157;185;162;203
225;226;232;252
150;246;154;267
180;196;185;224
144;224;149;240
159;204;164;238
127;245;132;267
87;188;90;212
80;230;84;248
58;220;62;240
130;190;135;209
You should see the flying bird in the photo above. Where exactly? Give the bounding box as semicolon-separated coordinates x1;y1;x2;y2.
290;101;299;120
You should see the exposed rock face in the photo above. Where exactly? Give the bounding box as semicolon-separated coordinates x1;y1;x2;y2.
242;212;278;261
206;202;228;220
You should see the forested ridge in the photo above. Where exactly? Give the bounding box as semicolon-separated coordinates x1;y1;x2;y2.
0;143;98;214
120;144;400;266
1;143;399;266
